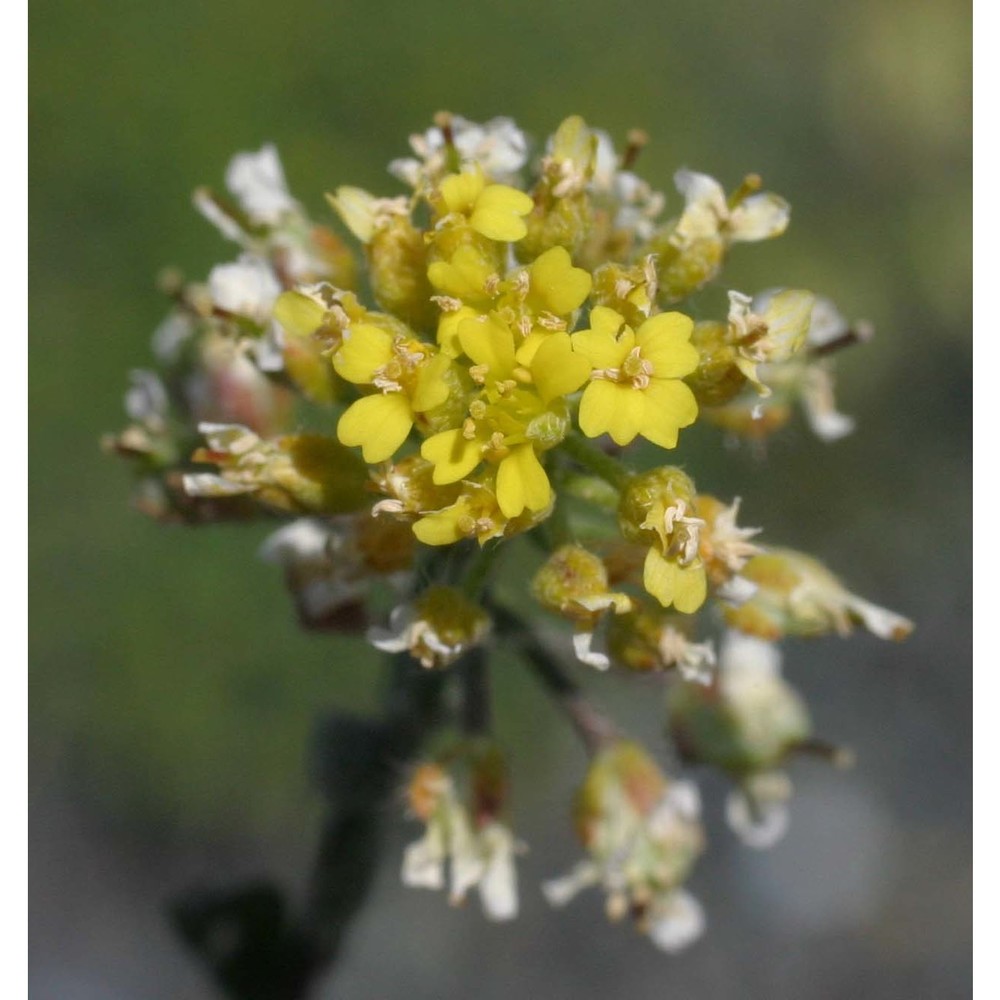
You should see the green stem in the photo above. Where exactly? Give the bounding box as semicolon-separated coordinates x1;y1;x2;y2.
460;647;491;735
490;601;619;755
462;541;501;598
562;432;632;491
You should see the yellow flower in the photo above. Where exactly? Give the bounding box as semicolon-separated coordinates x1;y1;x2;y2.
619;468;708;614
427;243;500;308
333;324;451;463
419;315;589;518
512;246;593;364
524;245;592;318
412;475;552;546
413;479;510;546
438;167;534;242
573;307;699;448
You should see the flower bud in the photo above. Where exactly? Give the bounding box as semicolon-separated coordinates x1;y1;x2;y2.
618;468;707;613
367;214;437;330
618;467;697;547
533;545;630;623
185;424;370;515
685;320;748;406
606;607;716;683
370;586;491;669
650;231;726;303
517;193;593;262
258;514;413;632
589;258;658;329
532;545;632;669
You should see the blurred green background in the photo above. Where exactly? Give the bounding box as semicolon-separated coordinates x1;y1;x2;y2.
30;0;970;996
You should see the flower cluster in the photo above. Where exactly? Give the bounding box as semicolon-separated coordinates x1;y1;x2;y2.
109;113;912;953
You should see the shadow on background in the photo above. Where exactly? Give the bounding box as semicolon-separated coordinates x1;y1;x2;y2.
30;0;970;996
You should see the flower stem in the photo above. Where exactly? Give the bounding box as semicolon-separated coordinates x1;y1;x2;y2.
490;601;619;755
562;432;632;491
460;646;491;735
462;541;501;598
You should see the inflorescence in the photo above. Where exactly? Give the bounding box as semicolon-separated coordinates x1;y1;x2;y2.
107;112;912;952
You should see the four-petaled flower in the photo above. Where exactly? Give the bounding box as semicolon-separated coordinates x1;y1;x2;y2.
573;306;700;448
334;325;452;463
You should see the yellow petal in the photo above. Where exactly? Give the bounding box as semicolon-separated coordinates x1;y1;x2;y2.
440;170;486;215
437;306;480;357
571;331;624;370
578;381;644;446
528;246;592;315
636;313;699;379
333;324;394;384
337;393;413;463
412;353;452;412
413;506;464;546
421;429;483;484
643;547;678;607
673;562;707;613
639;380;698;449
514;330;548;366
495;444;550;518
427;244;494;303
273;290;326;338
458;314;516;377
469;185;533;242
530;332;591;403
327;186;377;243
588;306;628;338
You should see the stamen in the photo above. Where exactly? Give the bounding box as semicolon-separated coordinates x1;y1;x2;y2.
728;173;762;210
621;128;649;171
430;294;463;313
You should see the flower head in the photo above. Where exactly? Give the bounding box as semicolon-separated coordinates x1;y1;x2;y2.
370;586;491;668
402;749;520;921
606;605;716;682
434;167;534;243
725;548;914;641
618;467;708;612
532;545;633;669
544;742;705;952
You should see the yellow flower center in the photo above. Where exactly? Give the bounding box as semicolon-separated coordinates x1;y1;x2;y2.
593;345;655;390
621;347;655;388
662;500;706;566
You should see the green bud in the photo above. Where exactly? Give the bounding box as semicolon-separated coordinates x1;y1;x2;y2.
686;321;748;407
368;216;437;331
618;467;697;546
